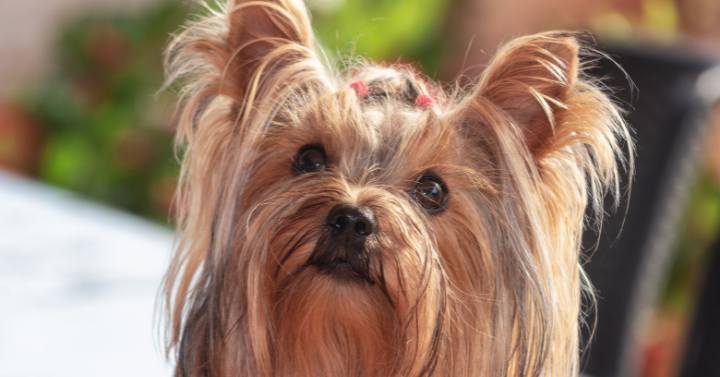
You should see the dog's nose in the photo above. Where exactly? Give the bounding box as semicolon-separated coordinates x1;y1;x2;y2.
326;204;375;242
309;204;376;281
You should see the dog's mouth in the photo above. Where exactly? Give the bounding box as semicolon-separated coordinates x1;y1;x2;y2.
317;257;359;273
309;255;373;283
305;231;374;283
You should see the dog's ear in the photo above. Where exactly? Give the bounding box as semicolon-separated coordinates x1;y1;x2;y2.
224;0;320;101
462;33;581;156
456;31;632;206
165;0;328;130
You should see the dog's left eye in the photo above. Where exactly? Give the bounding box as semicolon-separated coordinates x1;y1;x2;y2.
412;174;448;213
293;144;327;174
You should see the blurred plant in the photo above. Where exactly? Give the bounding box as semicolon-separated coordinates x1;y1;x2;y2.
663;175;720;311
19;2;188;222
0;103;44;175
642;109;720;377
309;0;447;75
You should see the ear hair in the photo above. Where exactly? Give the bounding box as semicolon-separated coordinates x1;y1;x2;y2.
225;0;319;99
164;0;331;141
473;32;581;155
459;31;634;207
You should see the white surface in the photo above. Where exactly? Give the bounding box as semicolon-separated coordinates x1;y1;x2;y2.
0;171;174;377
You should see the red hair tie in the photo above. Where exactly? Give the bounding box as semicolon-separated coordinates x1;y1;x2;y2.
415;94;434;108
351;80;434;109
350;81;369;97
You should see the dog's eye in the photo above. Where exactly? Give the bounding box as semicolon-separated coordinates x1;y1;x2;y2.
412;174;448;213
293;144;327;174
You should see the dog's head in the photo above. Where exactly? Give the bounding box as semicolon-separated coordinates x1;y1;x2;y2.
163;1;633;376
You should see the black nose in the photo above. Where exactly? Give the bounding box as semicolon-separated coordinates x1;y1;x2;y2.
309;204;376;281
326;204;375;242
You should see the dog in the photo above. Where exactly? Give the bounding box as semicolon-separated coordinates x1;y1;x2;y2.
161;1;634;376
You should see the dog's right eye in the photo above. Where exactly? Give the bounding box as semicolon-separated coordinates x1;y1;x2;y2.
293;144;327;174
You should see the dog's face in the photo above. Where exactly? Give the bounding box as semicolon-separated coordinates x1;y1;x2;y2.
200;73;489;374
163;1;633;376
253;73;501;371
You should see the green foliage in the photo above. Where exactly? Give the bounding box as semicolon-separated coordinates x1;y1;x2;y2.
662;172;720;310
311;0;447;75
22;2;187;222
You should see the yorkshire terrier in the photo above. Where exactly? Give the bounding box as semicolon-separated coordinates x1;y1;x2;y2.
162;1;634;376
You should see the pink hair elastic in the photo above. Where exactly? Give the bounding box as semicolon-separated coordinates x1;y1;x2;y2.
350;80;369;97
415;94;434;108
350;80;434;109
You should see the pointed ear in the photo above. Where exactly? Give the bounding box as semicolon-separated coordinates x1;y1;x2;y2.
225;0;319;99
473;33;581;154
458;32;633;212
165;0;327;125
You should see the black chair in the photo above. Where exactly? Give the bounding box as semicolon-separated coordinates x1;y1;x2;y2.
581;42;719;377
680;238;720;377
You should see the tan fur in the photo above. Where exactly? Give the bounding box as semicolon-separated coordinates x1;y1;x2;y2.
162;1;634;376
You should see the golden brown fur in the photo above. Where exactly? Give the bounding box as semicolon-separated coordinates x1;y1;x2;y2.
162;1;634;376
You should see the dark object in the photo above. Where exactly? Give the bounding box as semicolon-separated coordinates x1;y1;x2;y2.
309;204;377;281
326;204;376;240
581;43;719;377
680;239;720;377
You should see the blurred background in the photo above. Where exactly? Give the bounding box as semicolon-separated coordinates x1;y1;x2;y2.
0;0;719;376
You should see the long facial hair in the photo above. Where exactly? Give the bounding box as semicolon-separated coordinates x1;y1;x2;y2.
161;1;634;376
